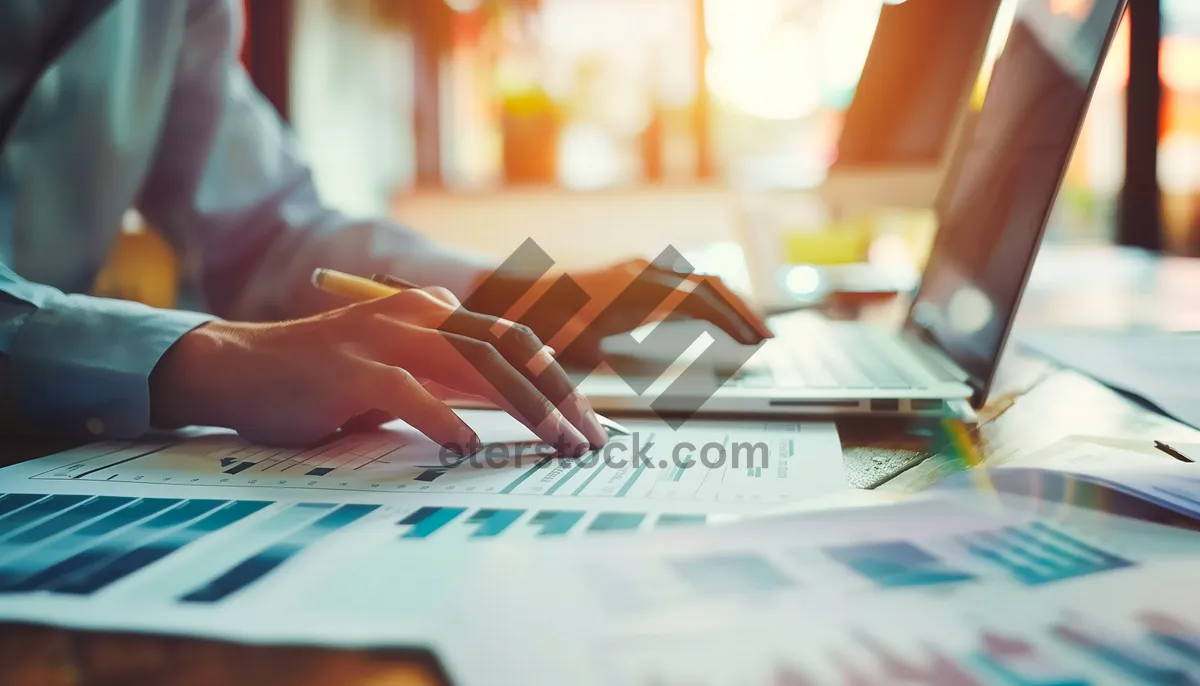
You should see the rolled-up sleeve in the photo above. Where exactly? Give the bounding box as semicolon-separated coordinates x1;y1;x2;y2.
138;0;494;323
0;267;213;439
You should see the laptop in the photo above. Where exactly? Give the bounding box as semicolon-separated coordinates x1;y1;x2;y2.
818;0;1004;214
581;0;1129;420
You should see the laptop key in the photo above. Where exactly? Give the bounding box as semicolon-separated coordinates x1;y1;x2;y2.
844;332;928;388
817;348;874;389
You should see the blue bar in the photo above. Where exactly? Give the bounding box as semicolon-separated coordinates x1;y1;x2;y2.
181;504;378;603
0;494;43;520
529;510;584;536
827;542;974;588
49;500;228;594
306;467;334;477
962;524;1131;586
5;497;131;545
1151;632;1200;664
0;495;88;538
1053;623;1193;684
670;461;693;482
544;459;587;495
571;455;608;496
615;463;649;497
588;512;645;532
467;509;524;538
499;458;554;494
399;507;466;539
225;462;256;475
74;498;179;537
54;501;272;596
656;514;707;528
0;498;180;593
670;554;796;594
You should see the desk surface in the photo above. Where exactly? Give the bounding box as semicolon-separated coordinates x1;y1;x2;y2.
3;245;1198;686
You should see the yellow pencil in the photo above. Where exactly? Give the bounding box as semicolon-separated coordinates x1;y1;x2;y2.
311;268;407;301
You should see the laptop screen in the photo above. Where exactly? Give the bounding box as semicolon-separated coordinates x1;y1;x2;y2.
906;0;1127;404
832;0;1001;169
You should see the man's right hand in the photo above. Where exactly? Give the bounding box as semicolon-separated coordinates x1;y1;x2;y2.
147;287;607;456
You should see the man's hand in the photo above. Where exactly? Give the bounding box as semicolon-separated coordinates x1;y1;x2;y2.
148;287;607;455
468;259;772;366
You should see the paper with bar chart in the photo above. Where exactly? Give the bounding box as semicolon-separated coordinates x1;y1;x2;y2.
450;493;1200;633
576;593;1200;686
0;410;845;647
22;410;843;510
437;495;1200;686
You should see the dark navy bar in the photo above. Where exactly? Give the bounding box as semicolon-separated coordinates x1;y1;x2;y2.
6;497;131;546
225;462;256;475
0;494;43;520
181;504;378;603
49;500;228;594
0;495;88;538
306;467;334;477
54;501;271;596
0;498;181;593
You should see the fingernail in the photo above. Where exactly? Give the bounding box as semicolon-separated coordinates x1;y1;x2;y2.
451;429;481;457
572;395;609;448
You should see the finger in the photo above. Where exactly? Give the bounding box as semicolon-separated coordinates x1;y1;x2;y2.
435;311;607;448
640;263;772;340
384;325;592;456
421;286;460;308
341;409;397;433
641;272;766;345
421;379;494;408
352;360;480;457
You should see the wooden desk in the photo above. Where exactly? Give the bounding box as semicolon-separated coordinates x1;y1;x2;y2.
3;246;1197;686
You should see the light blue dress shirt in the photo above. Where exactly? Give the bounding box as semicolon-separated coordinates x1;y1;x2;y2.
0;0;489;441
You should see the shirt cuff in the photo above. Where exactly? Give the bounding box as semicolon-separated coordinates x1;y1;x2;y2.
8;294;215;440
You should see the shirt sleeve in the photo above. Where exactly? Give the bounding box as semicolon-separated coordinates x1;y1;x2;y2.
137;0;494;323
0;2;215;440
0;264;213;440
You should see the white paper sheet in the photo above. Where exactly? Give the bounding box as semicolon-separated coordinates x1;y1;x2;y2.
21;410;844;517
975;440;1200;521
436;494;1200;685
1020;330;1200;429
0;412;844;650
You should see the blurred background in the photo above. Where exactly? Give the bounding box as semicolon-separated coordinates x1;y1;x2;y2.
101;0;1200;306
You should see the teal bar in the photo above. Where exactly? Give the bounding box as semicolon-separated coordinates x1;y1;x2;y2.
656;514;707;527
615;463;649;498
400;507;466;539
467;509;524;538
588;512;646;532
530;510;585;536
671;459;693;482
499;458;554;495
544;459;587;496
571;458;609;496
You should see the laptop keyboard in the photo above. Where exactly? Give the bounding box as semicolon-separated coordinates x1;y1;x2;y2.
733;330;927;390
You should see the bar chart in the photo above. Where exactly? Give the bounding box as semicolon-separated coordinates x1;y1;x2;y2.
29;420;839;506
0;492;272;596
394;505;707;540
825;522;1132;590
604;611;1200;686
